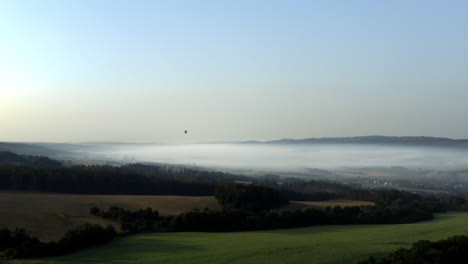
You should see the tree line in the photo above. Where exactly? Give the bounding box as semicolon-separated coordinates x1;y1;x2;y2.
90;202;438;233
0;165;216;195
89;183;446;233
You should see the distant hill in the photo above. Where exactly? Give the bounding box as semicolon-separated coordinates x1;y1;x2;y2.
2;136;468;166
243;136;468;148
0;142;63;156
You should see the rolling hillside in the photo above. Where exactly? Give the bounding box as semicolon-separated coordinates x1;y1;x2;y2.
12;212;468;264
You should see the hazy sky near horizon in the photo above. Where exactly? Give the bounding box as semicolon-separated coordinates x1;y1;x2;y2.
1;0;468;143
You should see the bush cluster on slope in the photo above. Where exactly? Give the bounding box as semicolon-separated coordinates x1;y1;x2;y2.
357;235;468;264
0;224;116;259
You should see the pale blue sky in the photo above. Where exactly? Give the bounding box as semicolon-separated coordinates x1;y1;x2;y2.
1;0;467;142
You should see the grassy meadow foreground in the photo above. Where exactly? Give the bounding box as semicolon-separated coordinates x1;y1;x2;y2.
12;212;468;264
0;193;220;241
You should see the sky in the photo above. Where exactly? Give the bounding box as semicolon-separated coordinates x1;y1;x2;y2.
1;0;468;143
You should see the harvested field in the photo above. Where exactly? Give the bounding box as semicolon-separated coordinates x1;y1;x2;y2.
0;192;219;241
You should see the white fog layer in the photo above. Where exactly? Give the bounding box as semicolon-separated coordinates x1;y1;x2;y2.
87;144;468;171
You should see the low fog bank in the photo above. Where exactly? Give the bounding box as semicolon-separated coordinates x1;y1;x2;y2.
84;143;468;172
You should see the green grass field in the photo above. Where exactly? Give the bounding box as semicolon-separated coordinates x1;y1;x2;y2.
12;212;468;264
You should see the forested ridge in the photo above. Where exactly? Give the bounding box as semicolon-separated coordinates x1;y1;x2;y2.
0;165;216;195
0;151;62;168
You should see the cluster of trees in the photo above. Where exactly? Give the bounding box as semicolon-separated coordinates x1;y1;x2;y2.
215;184;289;212
166;208;326;231
357;235;468;264
276;177;355;194
438;196;468;211
261;178;423;204
89;184;443;234
114;163;251;182
0;165;216;195
169;200;438;231
0;224;116;259
90;207;160;233
261;178;468;212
